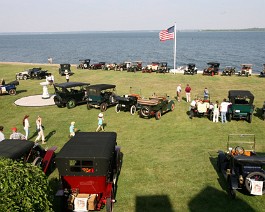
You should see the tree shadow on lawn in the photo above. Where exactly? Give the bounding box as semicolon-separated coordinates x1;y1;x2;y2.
135;195;174;212
16;89;27;94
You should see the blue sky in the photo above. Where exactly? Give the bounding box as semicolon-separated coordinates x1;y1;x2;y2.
1;0;265;32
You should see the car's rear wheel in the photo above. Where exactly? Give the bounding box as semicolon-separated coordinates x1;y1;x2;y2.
106;193;114;212
100;102;107;112
170;103;175;111
8;89;16;95
130;105;137;115
32;157;42;167
155;110;162;120
245;172;265;195
115;104;121;113
248;113;252;123
66;99;76;109
227;113;232;122
23;75;28;80
87;103;92;110
227;176;236;199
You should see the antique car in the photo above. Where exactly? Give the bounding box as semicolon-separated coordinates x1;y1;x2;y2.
156;62;169;73
0;80;19;95
227;90;255;123
203;62;220;76
143;62;160;73
137;94;175;120
53;82;90;109
0;139;57;175
86;84;117;112
217;134;265;198
222;66;236;76
90;62;106;70
77;59;91;69
127;61;142;72
115;93;141;115
238;64;252;77
184;63;197;75
59;64;72;76
104;63;117;71
189;97;213;119
259;64;265;77
55;132;122;212
116;62;131;71
16;67;49;80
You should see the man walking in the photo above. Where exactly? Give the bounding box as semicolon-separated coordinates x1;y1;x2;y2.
176;84;182;102
185;84;191;102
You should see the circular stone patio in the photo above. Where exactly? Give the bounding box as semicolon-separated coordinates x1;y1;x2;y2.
14;95;55;107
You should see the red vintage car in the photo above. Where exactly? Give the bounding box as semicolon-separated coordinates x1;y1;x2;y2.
55;132;122;212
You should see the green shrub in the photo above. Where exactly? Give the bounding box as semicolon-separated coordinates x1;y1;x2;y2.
0;158;53;212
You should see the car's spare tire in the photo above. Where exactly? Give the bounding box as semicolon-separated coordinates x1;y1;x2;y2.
245;172;265;195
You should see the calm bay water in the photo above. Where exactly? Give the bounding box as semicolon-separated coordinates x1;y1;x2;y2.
0;31;264;72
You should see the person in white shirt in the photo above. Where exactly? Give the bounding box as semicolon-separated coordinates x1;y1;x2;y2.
23;115;30;140
176;84;182;102
220;98;231;123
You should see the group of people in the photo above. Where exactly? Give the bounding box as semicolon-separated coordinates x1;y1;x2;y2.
0;115;46;144
212;99;232;123
176;84;209;103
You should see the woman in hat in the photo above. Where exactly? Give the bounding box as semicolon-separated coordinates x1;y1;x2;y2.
22;115;30;140
96;113;104;132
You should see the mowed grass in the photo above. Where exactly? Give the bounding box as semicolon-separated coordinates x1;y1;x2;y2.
1;63;265;212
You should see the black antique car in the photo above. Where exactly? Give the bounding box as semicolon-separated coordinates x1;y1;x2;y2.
16;67;49;80
0;80;19;95
86;84;117;111
55;132;122;212
53;82;90;109
203;62;220;76
137;94;175;120
156;62;169;73
184;63;197;75
115;94;141;115
227;90;255;123
127;61;142;72
0;139;57;175
262;101;265;120
217;134;265;198
259;64;265;77
59;64;72;76
222;66;236;76
77;59;91;69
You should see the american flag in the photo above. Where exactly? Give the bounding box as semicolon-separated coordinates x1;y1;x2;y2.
159;26;174;41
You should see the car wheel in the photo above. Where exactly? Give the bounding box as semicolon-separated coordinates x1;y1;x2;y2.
209;110;213;121
140;106;150;118
262;112;265;121
155;110;162;120
16;75;20;80
100;102;107;112
106;192;114;212
170;103;175;111
32;157;42;167
115;104;121;113
245;172;265;195
87;103;92;110
66;99;76;109
248;113;252;123
227;113;232;122
227;177;236;199
23;75;28;80
130;105;137;115
8;89;16;95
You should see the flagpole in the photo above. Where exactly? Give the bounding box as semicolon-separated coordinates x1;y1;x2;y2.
173;22;177;70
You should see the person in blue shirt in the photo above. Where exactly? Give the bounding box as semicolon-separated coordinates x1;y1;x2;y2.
96;113;104;132
69;121;75;137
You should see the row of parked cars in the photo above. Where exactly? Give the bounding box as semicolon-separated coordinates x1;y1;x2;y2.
53;82;175;120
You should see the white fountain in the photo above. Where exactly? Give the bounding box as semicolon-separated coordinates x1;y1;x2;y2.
40;81;50;99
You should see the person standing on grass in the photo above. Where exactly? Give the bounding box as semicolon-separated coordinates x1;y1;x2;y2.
220;98;231;124
96;113;104;132
213;101;219;123
65;71;70;82
35;115;46;144
0;126;5;142
204;88;209;100
185;84;191;102
69;121;76;137
176;84;182;102
22;115;30;140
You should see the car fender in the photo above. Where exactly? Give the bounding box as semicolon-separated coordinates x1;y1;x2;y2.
42;146;57;174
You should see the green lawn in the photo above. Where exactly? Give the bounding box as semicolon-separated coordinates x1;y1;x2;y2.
1;63;265;212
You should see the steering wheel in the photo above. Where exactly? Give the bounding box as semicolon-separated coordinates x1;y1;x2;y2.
234;146;245;155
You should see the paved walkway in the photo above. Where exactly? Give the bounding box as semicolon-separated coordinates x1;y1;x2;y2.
14;95;55;107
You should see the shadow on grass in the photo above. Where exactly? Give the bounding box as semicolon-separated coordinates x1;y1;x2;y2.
135;195;174;212
254;107;264;120
45;130;56;142
16;89;27;94
188;186;255;212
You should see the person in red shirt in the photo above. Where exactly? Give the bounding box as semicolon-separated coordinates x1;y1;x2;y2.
185;84;191;102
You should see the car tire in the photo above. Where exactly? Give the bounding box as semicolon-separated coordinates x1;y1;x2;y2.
32;157;42;167
87;103;92;110
227;176;236;199
106;192;114;212
23;75;28;80
8;89;16;95
115;104;121;113
100;102;107;112
248;113;252;123
209;110;213;121
227;113;232;122
140;106;150;118
245;172;265;195
170;103;175;111
155;110;162;120
130;105;137;115
66;99;76;109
